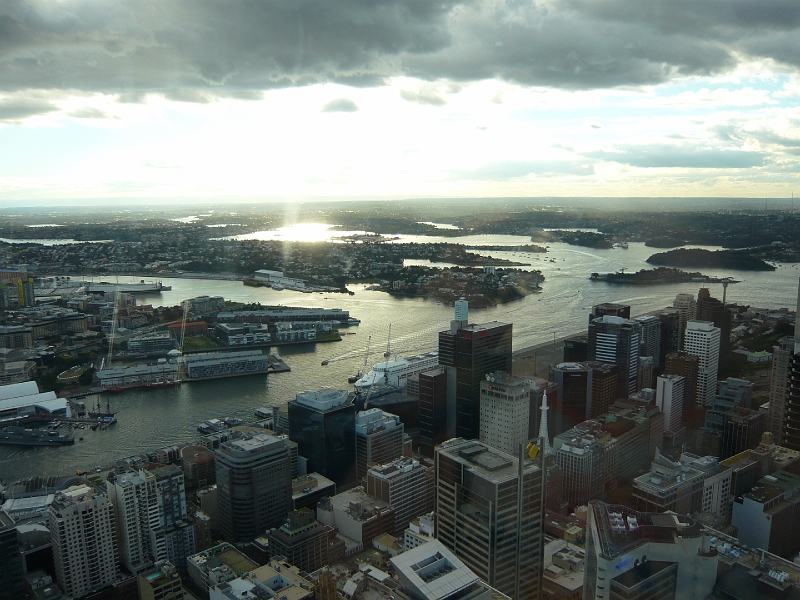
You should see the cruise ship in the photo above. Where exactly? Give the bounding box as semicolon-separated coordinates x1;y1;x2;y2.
84;280;171;294
354;351;439;390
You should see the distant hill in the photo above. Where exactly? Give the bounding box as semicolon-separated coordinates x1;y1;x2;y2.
646;248;775;271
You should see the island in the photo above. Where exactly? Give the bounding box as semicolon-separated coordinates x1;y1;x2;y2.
590;267;740;285
646;248;775;271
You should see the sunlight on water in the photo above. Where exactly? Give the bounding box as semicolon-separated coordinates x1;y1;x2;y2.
220;223;369;243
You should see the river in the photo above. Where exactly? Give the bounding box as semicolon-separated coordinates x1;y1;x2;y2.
2;237;798;482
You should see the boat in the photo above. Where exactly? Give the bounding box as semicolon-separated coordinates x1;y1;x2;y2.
84;280;168;294
354;351;439;390
0;426;74;446
614;241;629;249
88;396;117;424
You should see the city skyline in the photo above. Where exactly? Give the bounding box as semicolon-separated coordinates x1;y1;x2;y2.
1;1;799;203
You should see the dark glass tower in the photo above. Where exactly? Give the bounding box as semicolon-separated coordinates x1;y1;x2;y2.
418;367;448;457
439;321;512;440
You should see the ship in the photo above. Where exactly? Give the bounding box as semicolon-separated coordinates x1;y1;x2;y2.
83;280;170;294
354;351;439;390
0;426;75;446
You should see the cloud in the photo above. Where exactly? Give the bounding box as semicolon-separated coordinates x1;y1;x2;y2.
321;98;358;112
585;144;765;168
452;159;595;180
0;97;57;121
399;88;447;106
1;0;800;100
68;107;108;119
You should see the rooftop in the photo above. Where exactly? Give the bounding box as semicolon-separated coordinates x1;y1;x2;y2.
437;438;540;484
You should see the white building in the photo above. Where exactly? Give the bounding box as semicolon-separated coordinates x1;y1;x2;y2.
404;512;435;551
106;470;160;573
49;485;119;598
366;457;434;536
479;372;532;456
684;321;721;407
656;374;685;433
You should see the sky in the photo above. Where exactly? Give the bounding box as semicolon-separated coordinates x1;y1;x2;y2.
1;0;800;204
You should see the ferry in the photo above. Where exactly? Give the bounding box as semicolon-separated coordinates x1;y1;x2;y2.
83;280;170;294
354;351;439;390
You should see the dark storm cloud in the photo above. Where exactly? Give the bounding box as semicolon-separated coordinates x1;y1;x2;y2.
1;0;799;112
585;145;765;169
321;98;359;112
0;97;56;120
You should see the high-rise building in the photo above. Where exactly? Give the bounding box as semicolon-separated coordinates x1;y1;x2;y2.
588;315;640;399
550;361;619;436
563;335;588;362
720;407;766;460
288;388;357;485
672;293;697;349
656;374;685;434
0;522;25;599
590;302;631;322
366;457;434;536
354;408;404;479
149;464;195;576
696;287;732;361
700;378;755;458
106;469;159;574
632;450;705;514
683;321;721;407
638;355;654;390
679;453;732;520
783;353;800;452
664;350;700;413
479;372;534;455
138;561;183;600
659;308;682;368
418;367;448;457
438;319;512;440
584;501;718;600
553;424;618;510
215;433;292;542
769;336;795;445
17;278;35;308
435;438;543;599
49;485;119;598
267;509;332;573
633;314;662;368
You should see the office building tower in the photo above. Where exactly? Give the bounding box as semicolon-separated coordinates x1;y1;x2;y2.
563;335;588;362
354;408;404;479
672;293;697;349
588;315;641;399
138;562;182;600
550;361;619;436
700;378;754;457
391;539;512;600
17;278;35;308
267;509;332;573
106;469;159;574
49;485;119;598
418;367;448;457
0;522;25;599
634;314;662;368
664;350;700;413
720;407;766;460
215;433;292;542
435;439;543;599
288;388;357;485
696;287;732;360
679;453;732;519
656;375;685;434
438;318;512;440
633;450;705;514
769;337;795;444
317;487;395;546
584;501;718;600
638;355;654;390
366;457;434;536
479;372;534;455
732;470;800;558
149;464;195;576
554;425;618;510
783;353;800;452
658;308;681;370
683;321;721;407
590;302;631;322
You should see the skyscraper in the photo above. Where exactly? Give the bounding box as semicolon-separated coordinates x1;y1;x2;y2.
435;438;543;599
658;308;682;369
590;302;631;322
438;318;512;440
418;367;448;457
769;336;795;444
353;408;404;479
479;372;534;455
288;388;357;485
49;485;119;598
720;407;766;460
633;314;662;367
672;293;697;349
664;350;700;412
215;433;292;542
106;469;159;574
366;457;434;535
683;320;721;407
550;361;619;436
656;374;685;434
149;464;195;576
588;315;640;399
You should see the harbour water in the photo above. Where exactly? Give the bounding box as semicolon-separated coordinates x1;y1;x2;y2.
2;238;798;482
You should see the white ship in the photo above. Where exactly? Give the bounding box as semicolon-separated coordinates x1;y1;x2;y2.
354;351;439;390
